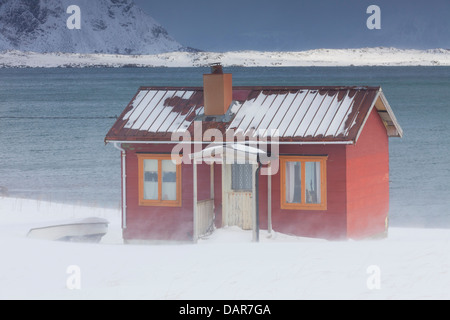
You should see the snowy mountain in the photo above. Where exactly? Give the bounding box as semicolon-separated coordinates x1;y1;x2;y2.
0;0;186;54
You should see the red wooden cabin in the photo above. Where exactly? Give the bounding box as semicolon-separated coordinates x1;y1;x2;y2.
105;66;402;243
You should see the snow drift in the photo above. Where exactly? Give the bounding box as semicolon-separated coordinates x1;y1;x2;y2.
1;196;449;300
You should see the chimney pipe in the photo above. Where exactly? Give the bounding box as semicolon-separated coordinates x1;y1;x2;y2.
203;64;232;116
211;63;223;74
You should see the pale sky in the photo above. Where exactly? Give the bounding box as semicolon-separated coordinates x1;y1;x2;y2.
134;0;450;52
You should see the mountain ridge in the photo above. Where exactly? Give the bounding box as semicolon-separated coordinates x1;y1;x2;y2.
0;0;188;54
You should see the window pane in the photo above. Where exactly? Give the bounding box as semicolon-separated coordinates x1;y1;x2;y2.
285;162;302;203
231;164;253;191
143;159;158;200
162;160;177;201
305;162;321;204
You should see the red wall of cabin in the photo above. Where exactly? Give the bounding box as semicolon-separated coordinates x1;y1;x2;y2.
122;143;209;242
258;144;348;240
345;108;390;239
122;142;350;241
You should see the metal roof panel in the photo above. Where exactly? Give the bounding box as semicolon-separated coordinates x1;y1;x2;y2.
105;86;401;144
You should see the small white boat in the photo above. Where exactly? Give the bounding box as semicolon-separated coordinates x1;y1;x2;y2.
27;217;109;243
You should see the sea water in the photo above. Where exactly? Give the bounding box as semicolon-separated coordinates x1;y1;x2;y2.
0;66;449;228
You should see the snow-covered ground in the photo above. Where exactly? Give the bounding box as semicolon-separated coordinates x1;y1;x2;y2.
1;47;450;68
1;196;449;300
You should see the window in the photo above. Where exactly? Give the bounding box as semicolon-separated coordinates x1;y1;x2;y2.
280;156;327;210
231;163;253;191
138;154;182;207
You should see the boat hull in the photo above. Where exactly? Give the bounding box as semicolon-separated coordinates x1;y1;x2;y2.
27;218;109;243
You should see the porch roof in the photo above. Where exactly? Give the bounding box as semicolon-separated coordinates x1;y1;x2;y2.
189;143;267;164
105;86;402;144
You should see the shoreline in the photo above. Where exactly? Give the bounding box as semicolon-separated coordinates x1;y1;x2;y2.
1;48;450;68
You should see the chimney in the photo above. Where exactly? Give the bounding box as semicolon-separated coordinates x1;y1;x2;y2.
203;63;232;116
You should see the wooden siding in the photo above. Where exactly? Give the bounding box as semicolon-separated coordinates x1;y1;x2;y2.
345;108;390;239
122;143;211;242
259;144;348;240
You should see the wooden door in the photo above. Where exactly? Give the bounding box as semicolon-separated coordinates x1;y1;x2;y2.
222;164;254;230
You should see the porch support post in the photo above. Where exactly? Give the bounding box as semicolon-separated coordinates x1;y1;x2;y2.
268;162;272;235
252;164;257;241
222;158;228;227
210;163;215;225
193;160;198;242
210;163;214;200
252;160;261;242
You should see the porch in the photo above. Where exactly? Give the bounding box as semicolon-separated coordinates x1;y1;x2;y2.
191;144;274;242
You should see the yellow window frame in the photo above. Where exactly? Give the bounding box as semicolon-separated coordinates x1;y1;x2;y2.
137;154;182;207
280;156;327;211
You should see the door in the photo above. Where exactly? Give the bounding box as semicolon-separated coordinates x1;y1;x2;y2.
223;163;254;230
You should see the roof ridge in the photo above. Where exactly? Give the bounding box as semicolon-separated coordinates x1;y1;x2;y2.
137;85;382;91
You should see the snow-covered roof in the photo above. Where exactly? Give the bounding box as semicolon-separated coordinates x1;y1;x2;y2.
105;86;402;144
